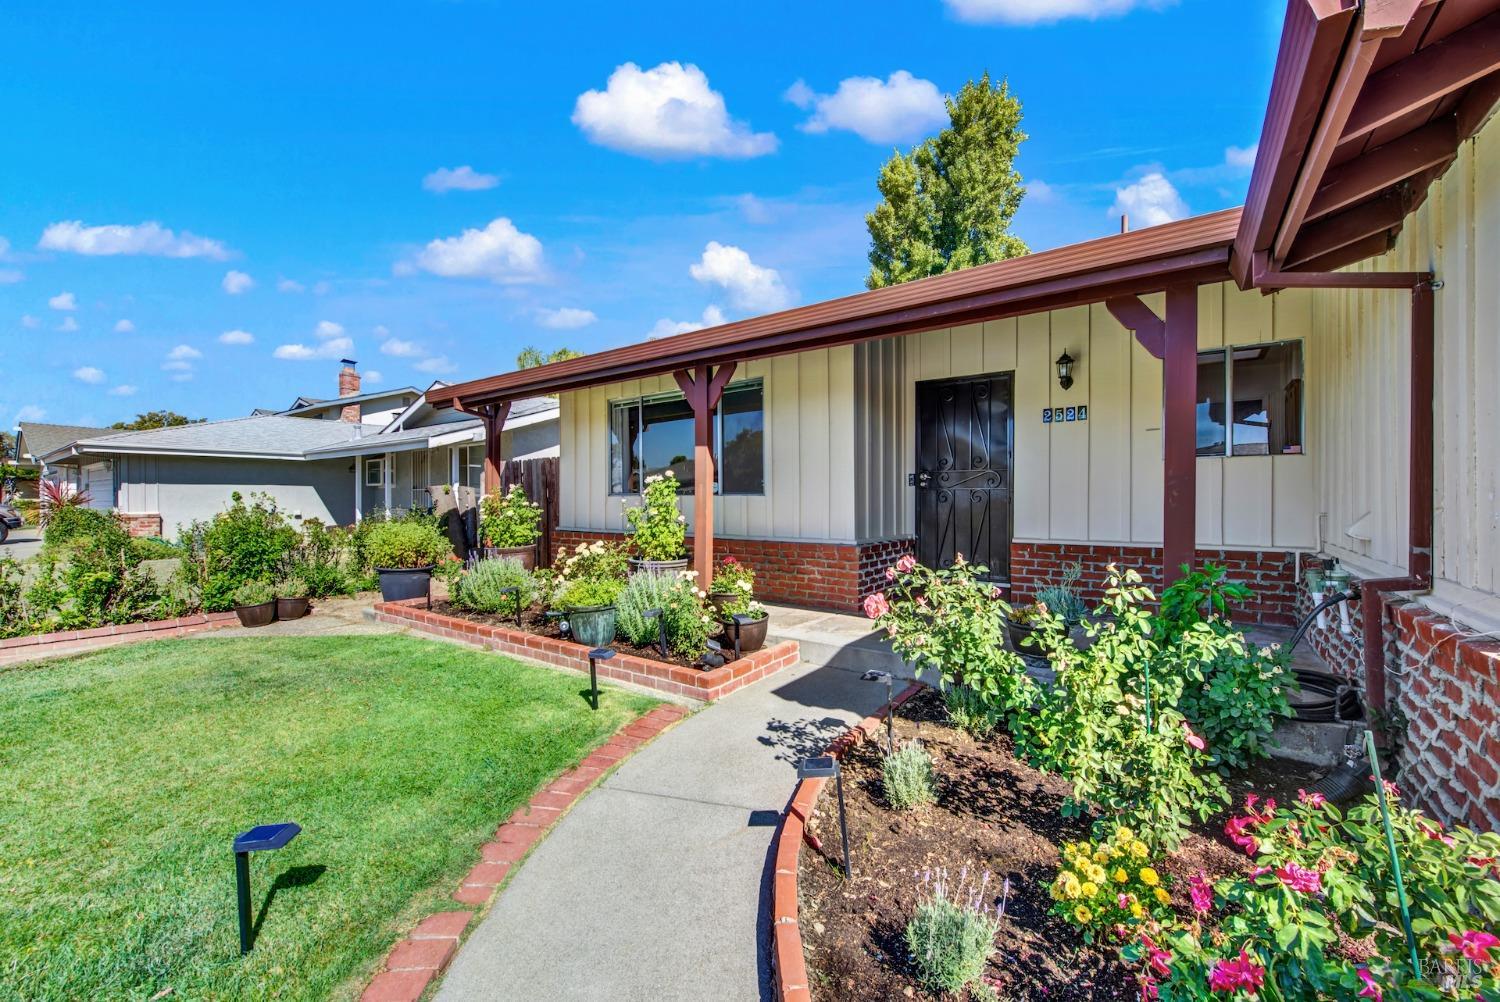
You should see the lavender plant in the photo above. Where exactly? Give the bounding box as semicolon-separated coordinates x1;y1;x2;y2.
882;740;937;811
905;866;1009;994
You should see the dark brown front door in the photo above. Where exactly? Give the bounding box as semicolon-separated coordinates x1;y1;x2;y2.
915;373;1013;581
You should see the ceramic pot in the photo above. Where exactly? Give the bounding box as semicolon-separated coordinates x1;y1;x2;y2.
483;544;536;571
234;601;277;628
276;597;310;621
726;614;769;654
566;604;617;648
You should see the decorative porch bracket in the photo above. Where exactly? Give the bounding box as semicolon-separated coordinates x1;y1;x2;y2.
1106;287;1199;588
456;398;511;495
673;362;738;586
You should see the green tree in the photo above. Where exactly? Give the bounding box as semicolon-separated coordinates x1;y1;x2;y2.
516;346;582;370
865;72;1029;289
110;410;204;431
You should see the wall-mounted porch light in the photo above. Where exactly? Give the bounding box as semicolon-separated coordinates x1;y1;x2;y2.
1055;351;1076;391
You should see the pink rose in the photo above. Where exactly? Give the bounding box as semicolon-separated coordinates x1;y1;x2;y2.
1356;967;1382;1002
1140;934;1173;978
1224;816;1260;856
1182;723;1206;751
862;591;890;620
1448;930;1500;964
895;554;917;574
885;566;897;581
1297;788;1326;807
1207;949;1265;993
1274;862;1322;894
1188;871;1214;914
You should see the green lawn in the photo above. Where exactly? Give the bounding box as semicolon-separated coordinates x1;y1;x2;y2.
0;635;657;1001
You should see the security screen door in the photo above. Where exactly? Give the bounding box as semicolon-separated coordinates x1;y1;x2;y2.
914;373;1013;582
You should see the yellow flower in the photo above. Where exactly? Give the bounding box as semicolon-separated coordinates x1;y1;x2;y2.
1130;902;1144;919
1093;849;1111;864
1081;881;1099;898
1058;872;1081;899
1074;905;1093;924
1154;886;1172;906
1129;839;1149;860
1115;825;1135;843
1113;867;1129;884
1139;867;1160;887
1088;864;1107;884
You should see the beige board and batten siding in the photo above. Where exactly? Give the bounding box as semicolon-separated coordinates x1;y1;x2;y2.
1308;111;1500;626
854;281;1318;551
557;348;859;542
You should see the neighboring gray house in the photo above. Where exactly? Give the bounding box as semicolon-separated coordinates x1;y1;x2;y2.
14;422;117;508
39;363;559;537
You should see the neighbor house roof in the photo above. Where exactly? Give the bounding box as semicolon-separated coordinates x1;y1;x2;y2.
16;422;116;462
428;208;1241;407
280;386;420;417
45;415;367;464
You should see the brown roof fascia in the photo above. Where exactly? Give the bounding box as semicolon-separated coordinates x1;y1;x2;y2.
430;210;1238;408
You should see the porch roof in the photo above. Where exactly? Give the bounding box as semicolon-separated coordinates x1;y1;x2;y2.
426;207;1240;409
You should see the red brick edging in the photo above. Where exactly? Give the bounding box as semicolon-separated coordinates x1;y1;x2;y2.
361;702;692;1002
770;681;925;1002
0;611;241;666
374;599;800;702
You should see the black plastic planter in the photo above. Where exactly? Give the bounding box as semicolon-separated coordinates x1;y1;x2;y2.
275;597;310;621
377;566;434;604
234;601;277;628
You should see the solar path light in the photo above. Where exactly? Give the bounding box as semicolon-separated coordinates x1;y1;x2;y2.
496;585;523;627
233;822;301;955
728;613;754;661
643;607;667;659
861;669;896;755
587;647;614;710
798;756;852;880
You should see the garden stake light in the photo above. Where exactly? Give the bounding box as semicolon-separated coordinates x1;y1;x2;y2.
861;669;896;755
644;607;667;659
798;756;852;880
729;613;754;661
496;585;522;627
1366;729;1422;978
587;647;614;711
232;822;301;955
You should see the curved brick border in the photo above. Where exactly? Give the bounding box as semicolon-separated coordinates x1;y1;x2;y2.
0;611;240;667
361;702;691;1002
770;681;925;1001
374;599;800;702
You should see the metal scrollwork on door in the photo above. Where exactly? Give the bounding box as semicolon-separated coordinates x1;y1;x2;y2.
915;373;1013;583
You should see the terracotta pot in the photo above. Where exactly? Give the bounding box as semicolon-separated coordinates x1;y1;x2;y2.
726;613;769;655
628;557;690;576
234;601;277;628
566;604;617;648
276;596;310;621
484;544;536;571
377;566;434;603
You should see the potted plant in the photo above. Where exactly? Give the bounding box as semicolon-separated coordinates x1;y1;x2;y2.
479;484;543;570
1004;602;1047;653
708;555;753;615
710;557;768;653
625;472;688;574
275;576;311;621
364;519;451;603
232;579;278;627
554;576;624;648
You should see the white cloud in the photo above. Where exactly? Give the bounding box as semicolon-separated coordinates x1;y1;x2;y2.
312;280;331;295
222;269;254;294
535;307;597;330
648;305;727;340
168;372;194;383
1028;179;1056;202
72;366;106;384
49;291;77;311
410;217;545;284
1110;172;1189;228
162;360;192;372
572;61;777;160
166;344;202;361
15;405;46;423
273;336;354;361
57;317;79;333
219;329;255;345
422;165;500;193
689;242;792;312
943;0;1173;24
38;220;229;259
0;269;21;285
114;319;135;333
20;314;39;329
414;355;457;375
380;337;425;357
315;320;345;339
109;384;137;396
787;72;947;144
1225;143;1258;170
363;370;384;385
277;277;305;293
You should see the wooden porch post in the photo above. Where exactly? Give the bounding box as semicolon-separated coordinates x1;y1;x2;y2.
673;362;737;587
460;400;510;497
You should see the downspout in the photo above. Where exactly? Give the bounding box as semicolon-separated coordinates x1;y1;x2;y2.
1253;264;1437;717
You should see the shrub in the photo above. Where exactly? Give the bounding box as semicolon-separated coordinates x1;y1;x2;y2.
361;519;451;571
1049;826;1173;942
615;571;712;656
623;473;686;560
352;508;446;572
37;479;89;526
1129;789;1500;1001
275;576;310;599
1016;566;1228;850
883;741;937;811
43;506;127;553
554;576;624;610
33;509;166;627
479;484;543;548
128;536;183;562
554;539;629;584
454;557;537;614
865;554;1036;723
905;867;1005;995
232;579;276;606
0;556;34;638
942;681;1002;738
182;493;300;612
288;519;360;598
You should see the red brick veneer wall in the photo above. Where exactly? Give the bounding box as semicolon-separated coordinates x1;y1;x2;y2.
1009;541;1300;626
120;513;163;538
552;529;914;612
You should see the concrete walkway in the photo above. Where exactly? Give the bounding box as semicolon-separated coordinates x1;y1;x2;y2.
436;630;912;1002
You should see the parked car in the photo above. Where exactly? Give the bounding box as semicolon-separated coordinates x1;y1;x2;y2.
0;503;21;544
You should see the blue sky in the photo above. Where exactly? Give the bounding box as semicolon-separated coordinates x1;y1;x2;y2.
0;0;1286;428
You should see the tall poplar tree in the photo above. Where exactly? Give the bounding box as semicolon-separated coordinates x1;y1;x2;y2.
865;73;1029;289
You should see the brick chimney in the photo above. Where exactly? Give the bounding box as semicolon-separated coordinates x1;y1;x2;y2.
338;359;361;423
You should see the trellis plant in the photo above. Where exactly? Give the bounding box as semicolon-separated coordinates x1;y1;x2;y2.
624;472;687;561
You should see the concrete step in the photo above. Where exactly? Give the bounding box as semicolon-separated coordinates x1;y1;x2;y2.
762;603;912;676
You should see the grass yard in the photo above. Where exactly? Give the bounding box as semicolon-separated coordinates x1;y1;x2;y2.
0;634;659;1001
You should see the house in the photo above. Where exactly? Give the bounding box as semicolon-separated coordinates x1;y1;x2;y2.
13;422;118;507
39;362;559;537
428;0;1500;829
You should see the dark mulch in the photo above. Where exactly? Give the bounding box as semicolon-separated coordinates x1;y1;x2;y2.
798;689;1321;1002
430;600;725;670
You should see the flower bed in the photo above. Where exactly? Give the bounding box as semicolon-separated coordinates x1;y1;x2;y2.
374;599;798;702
